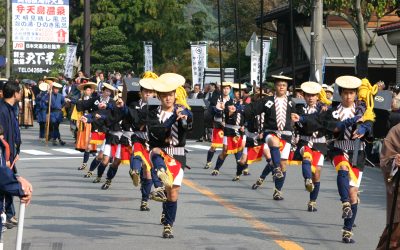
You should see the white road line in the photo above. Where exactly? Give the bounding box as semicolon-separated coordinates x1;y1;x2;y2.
52;148;82;154
186;145;221;151
20;156;82;161
20;149;52;155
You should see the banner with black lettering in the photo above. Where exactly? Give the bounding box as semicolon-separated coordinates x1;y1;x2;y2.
64;43;77;78
250;39;271;86
144;42;153;72
191;42;208;88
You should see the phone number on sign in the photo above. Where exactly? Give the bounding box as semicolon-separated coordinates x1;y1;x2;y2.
15;67;50;73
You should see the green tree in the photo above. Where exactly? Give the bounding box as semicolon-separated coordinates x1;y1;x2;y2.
48;46;67;77
68;0;208;76
206;0;284;43
295;0;399;77
91;26;133;72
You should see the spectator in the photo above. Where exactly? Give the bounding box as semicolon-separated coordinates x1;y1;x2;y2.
0;81;25;229
92;70;102;84
58;74;67;87
0;78;8;100
75;71;85;85
326;86;334;101
123;71;135;85
115;72;123;87
376;123;400;249
377;80;386;91
189;84;204;99
97;72;106;93
204;82;219;106
294;87;304;99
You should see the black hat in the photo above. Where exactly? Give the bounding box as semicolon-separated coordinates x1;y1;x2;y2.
0;78;8;90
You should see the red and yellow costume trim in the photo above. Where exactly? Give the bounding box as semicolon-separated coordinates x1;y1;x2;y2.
133;142;151;171
110;144;131;165
211;128;224;148
159;150;182;183
246;144;264;164
302;146;323;173
225;136;243;155
90;132;106;145
333;154;361;186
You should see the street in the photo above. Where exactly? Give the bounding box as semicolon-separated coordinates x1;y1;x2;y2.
3;123;386;250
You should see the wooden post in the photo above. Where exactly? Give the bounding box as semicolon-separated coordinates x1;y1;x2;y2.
45;85;52;145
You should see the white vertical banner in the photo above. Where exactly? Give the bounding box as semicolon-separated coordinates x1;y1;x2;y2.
261;39;271;83
250;39;272;86
250;51;260;86
191;42;208;88
64;43;77;78
144;42;153;72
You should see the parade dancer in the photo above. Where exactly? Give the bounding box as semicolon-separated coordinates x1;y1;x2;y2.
98;87;134;190
210;83;244;176
291;81;331;212
204;82;231;169
250;75;297;200
324;76;376;243
232;94;268;181
128;74;164;211
146;73;192;238
80;83;115;179
74;82;97;170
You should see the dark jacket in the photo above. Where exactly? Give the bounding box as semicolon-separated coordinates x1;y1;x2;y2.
147;105;193;149
189;92;204;99
256;95;297;132
0;166;24;197
0;100;21;164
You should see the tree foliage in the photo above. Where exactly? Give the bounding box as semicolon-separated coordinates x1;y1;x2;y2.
294;0;400;77
91;26;133;73
68;0;209;75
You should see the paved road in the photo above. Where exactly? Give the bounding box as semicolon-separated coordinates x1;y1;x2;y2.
3;123;386;250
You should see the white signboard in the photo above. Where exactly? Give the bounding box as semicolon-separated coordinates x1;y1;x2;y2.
12;0;69;43
64;43;77;78
191;42;208;88
144;42;153;72
12;41;64;74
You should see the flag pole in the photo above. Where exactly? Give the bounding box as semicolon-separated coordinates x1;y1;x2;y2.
259;0;264;99
15;202;26;250
217;0;224;92
234;0;241;98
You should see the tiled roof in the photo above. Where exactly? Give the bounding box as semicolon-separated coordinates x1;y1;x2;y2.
376;21;400;35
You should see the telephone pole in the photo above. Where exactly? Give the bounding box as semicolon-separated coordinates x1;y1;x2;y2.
309;0;323;83
83;0;91;76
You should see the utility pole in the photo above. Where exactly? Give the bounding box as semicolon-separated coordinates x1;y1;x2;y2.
217;0;224;84
5;0;11;78
83;0;90;77
289;0;296;88
309;0;323;83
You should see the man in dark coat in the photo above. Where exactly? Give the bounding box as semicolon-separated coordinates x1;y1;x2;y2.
377;123;400;249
